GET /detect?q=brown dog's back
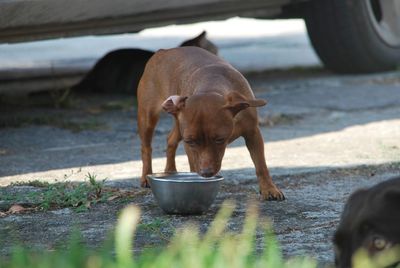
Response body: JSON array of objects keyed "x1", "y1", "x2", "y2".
[{"x1": 139, "y1": 47, "x2": 254, "y2": 101}]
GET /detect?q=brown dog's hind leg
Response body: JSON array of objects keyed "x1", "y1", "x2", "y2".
[
  {"x1": 137, "y1": 107, "x2": 160, "y2": 188},
  {"x1": 164, "y1": 120, "x2": 182, "y2": 173},
  {"x1": 244, "y1": 127, "x2": 285, "y2": 201}
]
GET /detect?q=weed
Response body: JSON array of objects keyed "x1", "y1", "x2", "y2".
[
  {"x1": 10, "y1": 180, "x2": 50, "y2": 188},
  {"x1": 137, "y1": 218, "x2": 170, "y2": 231},
  {"x1": 38, "y1": 173, "x2": 109, "y2": 211},
  {"x1": 49, "y1": 88, "x2": 75, "y2": 108},
  {"x1": 0, "y1": 173, "x2": 112, "y2": 212},
  {"x1": 137, "y1": 218, "x2": 173, "y2": 242}
]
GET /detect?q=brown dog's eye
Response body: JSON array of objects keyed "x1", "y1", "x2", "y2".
[
  {"x1": 184, "y1": 139, "x2": 196, "y2": 146},
  {"x1": 215, "y1": 138, "x2": 225, "y2": 144}
]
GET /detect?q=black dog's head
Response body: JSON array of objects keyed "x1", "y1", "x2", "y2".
[{"x1": 333, "y1": 176, "x2": 400, "y2": 268}]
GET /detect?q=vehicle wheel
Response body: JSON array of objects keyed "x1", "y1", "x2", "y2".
[{"x1": 304, "y1": 0, "x2": 400, "y2": 73}]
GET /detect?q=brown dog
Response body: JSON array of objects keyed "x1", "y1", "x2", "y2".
[
  {"x1": 333, "y1": 176, "x2": 400, "y2": 267},
  {"x1": 137, "y1": 47, "x2": 284, "y2": 201}
]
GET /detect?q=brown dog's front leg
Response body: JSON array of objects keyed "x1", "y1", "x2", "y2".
[
  {"x1": 183, "y1": 143, "x2": 197, "y2": 172},
  {"x1": 165, "y1": 120, "x2": 181, "y2": 173},
  {"x1": 244, "y1": 127, "x2": 285, "y2": 201},
  {"x1": 137, "y1": 107, "x2": 160, "y2": 188}
]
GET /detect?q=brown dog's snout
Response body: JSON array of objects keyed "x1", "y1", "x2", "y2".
[
  {"x1": 199, "y1": 168, "x2": 215, "y2": 178},
  {"x1": 198, "y1": 151, "x2": 220, "y2": 178}
]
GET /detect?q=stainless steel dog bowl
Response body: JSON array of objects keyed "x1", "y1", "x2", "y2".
[{"x1": 147, "y1": 172, "x2": 224, "y2": 215}]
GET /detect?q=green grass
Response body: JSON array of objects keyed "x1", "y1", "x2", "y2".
[
  {"x1": 10, "y1": 180, "x2": 50, "y2": 188},
  {"x1": 137, "y1": 218, "x2": 173, "y2": 243},
  {"x1": 2, "y1": 173, "x2": 112, "y2": 212},
  {"x1": 38, "y1": 173, "x2": 109, "y2": 211}
]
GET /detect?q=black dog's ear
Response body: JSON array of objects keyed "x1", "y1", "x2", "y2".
[
  {"x1": 180, "y1": 31, "x2": 207, "y2": 47},
  {"x1": 179, "y1": 31, "x2": 218, "y2": 55},
  {"x1": 383, "y1": 188, "x2": 400, "y2": 204},
  {"x1": 342, "y1": 189, "x2": 368, "y2": 215}
]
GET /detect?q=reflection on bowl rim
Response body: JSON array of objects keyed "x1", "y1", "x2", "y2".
[{"x1": 147, "y1": 172, "x2": 224, "y2": 183}]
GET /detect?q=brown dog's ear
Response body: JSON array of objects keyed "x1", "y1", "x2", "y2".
[
  {"x1": 162, "y1": 95, "x2": 188, "y2": 115},
  {"x1": 223, "y1": 91, "x2": 267, "y2": 116}
]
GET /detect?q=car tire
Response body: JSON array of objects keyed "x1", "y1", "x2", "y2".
[{"x1": 304, "y1": 0, "x2": 400, "y2": 73}]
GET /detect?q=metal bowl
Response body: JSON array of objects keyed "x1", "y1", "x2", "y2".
[{"x1": 147, "y1": 172, "x2": 224, "y2": 215}]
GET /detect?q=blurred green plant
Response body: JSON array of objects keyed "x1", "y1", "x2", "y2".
[
  {"x1": 0, "y1": 201, "x2": 321, "y2": 268},
  {"x1": 352, "y1": 246, "x2": 400, "y2": 268}
]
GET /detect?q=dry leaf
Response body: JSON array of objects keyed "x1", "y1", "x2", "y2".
[
  {"x1": 8, "y1": 204, "x2": 26, "y2": 214},
  {"x1": 107, "y1": 195, "x2": 119, "y2": 201}
]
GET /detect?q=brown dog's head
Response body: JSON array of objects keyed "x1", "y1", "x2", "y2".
[
  {"x1": 333, "y1": 176, "x2": 400, "y2": 268},
  {"x1": 179, "y1": 31, "x2": 218, "y2": 55},
  {"x1": 162, "y1": 92, "x2": 266, "y2": 177}
]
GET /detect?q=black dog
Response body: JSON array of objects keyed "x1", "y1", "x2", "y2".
[
  {"x1": 72, "y1": 31, "x2": 218, "y2": 94},
  {"x1": 333, "y1": 176, "x2": 400, "y2": 267}
]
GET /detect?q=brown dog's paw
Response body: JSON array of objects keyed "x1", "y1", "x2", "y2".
[
  {"x1": 140, "y1": 178, "x2": 151, "y2": 188},
  {"x1": 260, "y1": 186, "x2": 285, "y2": 201}
]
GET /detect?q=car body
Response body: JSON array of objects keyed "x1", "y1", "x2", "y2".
[
  {"x1": 0, "y1": 0, "x2": 303, "y2": 43},
  {"x1": 0, "y1": 0, "x2": 399, "y2": 74}
]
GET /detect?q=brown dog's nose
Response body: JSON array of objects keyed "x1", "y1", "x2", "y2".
[{"x1": 199, "y1": 168, "x2": 214, "y2": 178}]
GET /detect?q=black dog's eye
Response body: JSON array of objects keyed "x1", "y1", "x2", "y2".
[
  {"x1": 372, "y1": 236, "x2": 390, "y2": 251},
  {"x1": 364, "y1": 234, "x2": 392, "y2": 254}
]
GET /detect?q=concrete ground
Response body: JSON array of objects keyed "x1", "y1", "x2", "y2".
[{"x1": 1, "y1": 66, "x2": 400, "y2": 265}]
